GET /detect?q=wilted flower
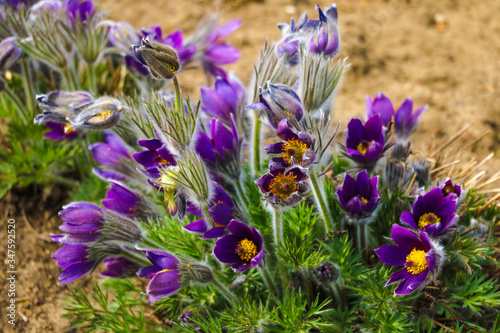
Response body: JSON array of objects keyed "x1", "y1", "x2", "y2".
[
  {"x1": 375, "y1": 224, "x2": 445, "y2": 295},
  {"x1": 255, "y1": 159, "x2": 309, "y2": 206},
  {"x1": 137, "y1": 249, "x2": 182, "y2": 303},
  {"x1": 0, "y1": 37, "x2": 22, "y2": 71},
  {"x1": 43, "y1": 121, "x2": 78, "y2": 140},
  {"x1": 200, "y1": 73, "x2": 246, "y2": 126},
  {"x1": 337, "y1": 170, "x2": 379, "y2": 218},
  {"x1": 64, "y1": 0, "x2": 95, "y2": 27},
  {"x1": 277, "y1": 37, "x2": 300, "y2": 66},
  {"x1": 440, "y1": 179, "x2": 462, "y2": 201},
  {"x1": 184, "y1": 183, "x2": 235, "y2": 239},
  {"x1": 195, "y1": 118, "x2": 241, "y2": 180},
  {"x1": 134, "y1": 37, "x2": 180, "y2": 79},
  {"x1": 101, "y1": 256, "x2": 141, "y2": 278},
  {"x1": 213, "y1": 220, "x2": 264, "y2": 272},
  {"x1": 344, "y1": 115, "x2": 386, "y2": 166},
  {"x1": 265, "y1": 119, "x2": 315, "y2": 167},
  {"x1": 247, "y1": 83, "x2": 304, "y2": 128},
  {"x1": 400, "y1": 187, "x2": 458, "y2": 238}
]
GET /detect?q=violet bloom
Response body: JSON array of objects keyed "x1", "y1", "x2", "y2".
[
  {"x1": 336, "y1": 170, "x2": 379, "y2": 218},
  {"x1": 101, "y1": 182, "x2": 140, "y2": 217},
  {"x1": 30, "y1": 0, "x2": 63, "y2": 14},
  {"x1": 308, "y1": 5, "x2": 340, "y2": 58},
  {"x1": 184, "y1": 183, "x2": 235, "y2": 239},
  {"x1": 200, "y1": 73, "x2": 246, "y2": 126},
  {"x1": 394, "y1": 98, "x2": 428, "y2": 139},
  {"x1": 440, "y1": 179, "x2": 462, "y2": 201},
  {"x1": 0, "y1": 37, "x2": 22, "y2": 71},
  {"x1": 44, "y1": 121, "x2": 78, "y2": 140},
  {"x1": 375, "y1": 224, "x2": 445, "y2": 295},
  {"x1": 255, "y1": 159, "x2": 309, "y2": 206},
  {"x1": 137, "y1": 249, "x2": 181, "y2": 303},
  {"x1": 101, "y1": 256, "x2": 141, "y2": 278},
  {"x1": 55, "y1": 202, "x2": 103, "y2": 244},
  {"x1": 344, "y1": 115, "x2": 385, "y2": 166},
  {"x1": 134, "y1": 134, "x2": 177, "y2": 177},
  {"x1": 247, "y1": 83, "x2": 304, "y2": 128},
  {"x1": 64, "y1": 0, "x2": 95, "y2": 27},
  {"x1": 195, "y1": 118, "x2": 241, "y2": 179},
  {"x1": 51, "y1": 243, "x2": 96, "y2": 283},
  {"x1": 400, "y1": 187, "x2": 458, "y2": 238},
  {"x1": 2, "y1": 0, "x2": 28, "y2": 10},
  {"x1": 213, "y1": 220, "x2": 264, "y2": 272},
  {"x1": 366, "y1": 93, "x2": 395, "y2": 127},
  {"x1": 201, "y1": 19, "x2": 241, "y2": 77},
  {"x1": 265, "y1": 119, "x2": 314, "y2": 167},
  {"x1": 277, "y1": 37, "x2": 300, "y2": 66},
  {"x1": 90, "y1": 131, "x2": 131, "y2": 168}
]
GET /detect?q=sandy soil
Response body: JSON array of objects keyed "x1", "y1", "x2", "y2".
[{"x1": 2, "y1": 0, "x2": 500, "y2": 331}]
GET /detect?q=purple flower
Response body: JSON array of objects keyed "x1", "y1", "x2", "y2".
[
  {"x1": 184, "y1": 183, "x2": 235, "y2": 239},
  {"x1": 440, "y1": 179, "x2": 462, "y2": 201},
  {"x1": 200, "y1": 73, "x2": 246, "y2": 125},
  {"x1": 344, "y1": 115, "x2": 385, "y2": 166},
  {"x1": 51, "y1": 243, "x2": 96, "y2": 283},
  {"x1": 247, "y1": 84, "x2": 304, "y2": 128},
  {"x1": 375, "y1": 224, "x2": 445, "y2": 295},
  {"x1": 64, "y1": 0, "x2": 95, "y2": 27},
  {"x1": 133, "y1": 134, "x2": 177, "y2": 177},
  {"x1": 400, "y1": 187, "x2": 458, "y2": 238},
  {"x1": 55, "y1": 202, "x2": 103, "y2": 244},
  {"x1": 336, "y1": 170, "x2": 379, "y2": 218},
  {"x1": 89, "y1": 131, "x2": 131, "y2": 168},
  {"x1": 108, "y1": 21, "x2": 141, "y2": 55},
  {"x1": 308, "y1": 5, "x2": 340, "y2": 58},
  {"x1": 101, "y1": 256, "x2": 141, "y2": 278},
  {"x1": 101, "y1": 182, "x2": 140, "y2": 217},
  {"x1": 366, "y1": 93, "x2": 395, "y2": 127},
  {"x1": 0, "y1": 37, "x2": 22, "y2": 71},
  {"x1": 137, "y1": 249, "x2": 181, "y2": 303},
  {"x1": 265, "y1": 119, "x2": 314, "y2": 167},
  {"x1": 2, "y1": 0, "x2": 28, "y2": 10},
  {"x1": 277, "y1": 37, "x2": 299, "y2": 66},
  {"x1": 43, "y1": 121, "x2": 78, "y2": 140},
  {"x1": 195, "y1": 118, "x2": 241, "y2": 179},
  {"x1": 201, "y1": 19, "x2": 241, "y2": 76},
  {"x1": 394, "y1": 98, "x2": 427, "y2": 139},
  {"x1": 213, "y1": 220, "x2": 264, "y2": 272},
  {"x1": 255, "y1": 159, "x2": 309, "y2": 206},
  {"x1": 30, "y1": 0, "x2": 63, "y2": 14}
]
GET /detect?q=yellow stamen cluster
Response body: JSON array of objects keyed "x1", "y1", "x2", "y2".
[
  {"x1": 235, "y1": 238, "x2": 258, "y2": 261},
  {"x1": 281, "y1": 138, "x2": 307, "y2": 164},
  {"x1": 418, "y1": 212, "x2": 441, "y2": 230},
  {"x1": 154, "y1": 156, "x2": 171, "y2": 165},
  {"x1": 88, "y1": 110, "x2": 114, "y2": 124},
  {"x1": 356, "y1": 141, "x2": 371, "y2": 156},
  {"x1": 269, "y1": 173, "x2": 298, "y2": 200},
  {"x1": 405, "y1": 248, "x2": 428, "y2": 275},
  {"x1": 361, "y1": 197, "x2": 369, "y2": 204},
  {"x1": 64, "y1": 122, "x2": 75, "y2": 134}
]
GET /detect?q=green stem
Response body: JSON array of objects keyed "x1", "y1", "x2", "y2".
[
  {"x1": 252, "y1": 113, "x2": 262, "y2": 176},
  {"x1": 258, "y1": 266, "x2": 278, "y2": 297},
  {"x1": 2, "y1": 85, "x2": 29, "y2": 124},
  {"x1": 309, "y1": 171, "x2": 335, "y2": 233},
  {"x1": 235, "y1": 177, "x2": 250, "y2": 207},
  {"x1": 141, "y1": 237, "x2": 166, "y2": 250},
  {"x1": 201, "y1": 204, "x2": 214, "y2": 229},
  {"x1": 329, "y1": 281, "x2": 345, "y2": 309},
  {"x1": 62, "y1": 68, "x2": 75, "y2": 90},
  {"x1": 21, "y1": 58, "x2": 34, "y2": 116},
  {"x1": 121, "y1": 249, "x2": 151, "y2": 267},
  {"x1": 86, "y1": 62, "x2": 97, "y2": 94},
  {"x1": 211, "y1": 278, "x2": 240, "y2": 305},
  {"x1": 272, "y1": 208, "x2": 289, "y2": 291}
]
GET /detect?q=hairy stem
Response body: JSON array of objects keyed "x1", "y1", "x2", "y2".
[
  {"x1": 211, "y1": 278, "x2": 240, "y2": 305},
  {"x1": 121, "y1": 249, "x2": 150, "y2": 267},
  {"x1": 21, "y1": 58, "x2": 34, "y2": 116},
  {"x1": 272, "y1": 208, "x2": 289, "y2": 291},
  {"x1": 251, "y1": 113, "x2": 262, "y2": 176},
  {"x1": 309, "y1": 171, "x2": 335, "y2": 233},
  {"x1": 201, "y1": 203, "x2": 214, "y2": 230},
  {"x1": 86, "y1": 62, "x2": 98, "y2": 94},
  {"x1": 258, "y1": 266, "x2": 278, "y2": 297}
]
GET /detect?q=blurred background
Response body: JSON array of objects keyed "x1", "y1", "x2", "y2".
[{"x1": 2, "y1": 0, "x2": 500, "y2": 331}]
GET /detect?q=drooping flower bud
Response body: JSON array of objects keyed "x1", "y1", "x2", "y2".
[
  {"x1": 133, "y1": 37, "x2": 180, "y2": 80},
  {"x1": 179, "y1": 262, "x2": 214, "y2": 284},
  {"x1": 0, "y1": 37, "x2": 22, "y2": 71}
]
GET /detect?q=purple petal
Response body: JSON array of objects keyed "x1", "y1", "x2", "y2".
[
  {"x1": 364, "y1": 115, "x2": 384, "y2": 143},
  {"x1": 346, "y1": 118, "x2": 364, "y2": 149},
  {"x1": 268, "y1": 84, "x2": 303, "y2": 121},
  {"x1": 137, "y1": 265, "x2": 163, "y2": 279},
  {"x1": 375, "y1": 245, "x2": 410, "y2": 266},
  {"x1": 210, "y1": 204, "x2": 233, "y2": 227},
  {"x1": 276, "y1": 119, "x2": 298, "y2": 142},
  {"x1": 201, "y1": 227, "x2": 226, "y2": 239},
  {"x1": 58, "y1": 261, "x2": 94, "y2": 283},
  {"x1": 386, "y1": 267, "x2": 412, "y2": 285},
  {"x1": 400, "y1": 211, "x2": 418, "y2": 231},
  {"x1": 104, "y1": 131, "x2": 130, "y2": 158},
  {"x1": 145, "y1": 251, "x2": 179, "y2": 269},
  {"x1": 138, "y1": 138, "x2": 162, "y2": 151},
  {"x1": 203, "y1": 44, "x2": 241, "y2": 65},
  {"x1": 147, "y1": 270, "x2": 181, "y2": 296},
  {"x1": 227, "y1": 220, "x2": 252, "y2": 239},
  {"x1": 184, "y1": 220, "x2": 207, "y2": 234},
  {"x1": 265, "y1": 142, "x2": 285, "y2": 154},
  {"x1": 214, "y1": 235, "x2": 241, "y2": 263},
  {"x1": 371, "y1": 93, "x2": 394, "y2": 126},
  {"x1": 200, "y1": 87, "x2": 232, "y2": 123},
  {"x1": 391, "y1": 224, "x2": 424, "y2": 251},
  {"x1": 255, "y1": 174, "x2": 274, "y2": 193},
  {"x1": 394, "y1": 271, "x2": 427, "y2": 295}
]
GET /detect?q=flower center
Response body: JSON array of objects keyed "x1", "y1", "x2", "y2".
[
  {"x1": 442, "y1": 184, "x2": 457, "y2": 197},
  {"x1": 418, "y1": 212, "x2": 441, "y2": 229},
  {"x1": 64, "y1": 122, "x2": 75, "y2": 134},
  {"x1": 235, "y1": 238, "x2": 258, "y2": 261},
  {"x1": 281, "y1": 138, "x2": 307, "y2": 164},
  {"x1": 360, "y1": 196, "x2": 369, "y2": 204},
  {"x1": 356, "y1": 141, "x2": 371, "y2": 156},
  {"x1": 154, "y1": 155, "x2": 170, "y2": 165},
  {"x1": 159, "y1": 268, "x2": 175, "y2": 273},
  {"x1": 269, "y1": 173, "x2": 298, "y2": 200},
  {"x1": 405, "y1": 248, "x2": 428, "y2": 275}
]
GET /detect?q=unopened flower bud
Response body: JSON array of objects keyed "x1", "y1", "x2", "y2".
[
  {"x1": 180, "y1": 262, "x2": 213, "y2": 284},
  {"x1": 134, "y1": 37, "x2": 180, "y2": 80},
  {"x1": 313, "y1": 261, "x2": 339, "y2": 284},
  {"x1": 391, "y1": 142, "x2": 412, "y2": 162},
  {"x1": 411, "y1": 159, "x2": 431, "y2": 187},
  {"x1": 229, "y1": 275, "x2": 246, "y2": 290}
]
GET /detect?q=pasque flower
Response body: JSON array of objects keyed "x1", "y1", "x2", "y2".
[
  {"x1": 440, "y1": 179, "x2": 462, "y2": 201},
  {"x1": 213, "y1": 220, "x2": 264, "y2": 272},
  {"x1": 265, "y1": 119, "x2": 315, "y2": 167},
  {"x1": 64, "y1": 0, "x2": 95, "y2": 27},
  {"x1": 400, "y1": 187, "x2": 458, "y2": 238},
  {"x1": 101, "y1": 182, "x2": 142, "y2": 217},
  {"x1": 141, "y1": 26, "x2": 197, "y2": 65},
  {"x1": 255, "y1": 159, "x2": 309, "y2": 206},
  {"x1": 375, "y1": 224, "x2": 445, "y2": 295},
  {"x1": 0, "y1": 37, "x2": 22, "y2": 71},
  {"x1": 90, "y1": 131, "x2": 131, "y2": 168},
  {"x1": 55, "y1": 202, "x2": 103, "y2": 244},
  {"x1": 366, "y1": 93, "x2": 395, "y2": 126},
  {"x1": 134, "y1": 37, "x2": 180, "y2": 80},
  {"x1": 51, "y1": 243, "x2": 97, "y2": 283},
  {"x1": 137, "y1": 249, "x2": 182, "y2": 303},
  {"x1": 344, "y1": 115, "x2": 385, "y2": 166},
  {"x1": 184, "y1": 183, "x2": 235, "y2": 239},
  {"x1": 43, "y1": 121, "x2": 78, "y2": 140},
  {"x1": 277, "y1": 37, "x2": 300, "y2": 66},
  {"x1": 101, "y1": 256, "x2": 141, "y2": 278},
  {"x1": 337, "y1": 170, "x2": 379, "y2": 218},
  {"x1": 308, "y1": 5, "x2": 340, "y2": 58},
  {"x1": 247, "y1": 83, "x2": 304, "y2": 128}
]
